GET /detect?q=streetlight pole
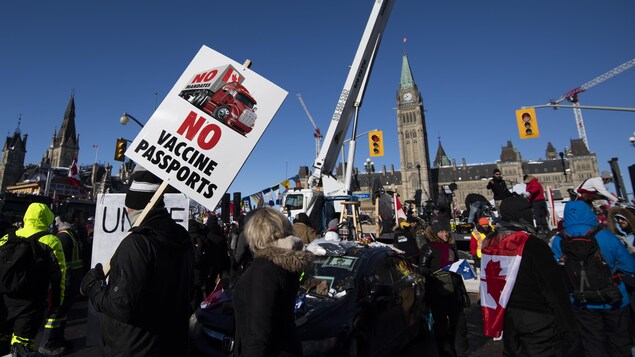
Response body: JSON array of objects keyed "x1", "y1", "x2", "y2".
[
  {"x1": 364, "y1": 158, "x2": 375, "y2": 193},
  {"x1": 559, "y1": 151, "x2": 568, "y2": 181},
  {"x1": 629, "y1": 131, "x2": 635, "y2": 147},
  {"x1": 119, "y1": 112, "x2": 145, "y2": 128}
]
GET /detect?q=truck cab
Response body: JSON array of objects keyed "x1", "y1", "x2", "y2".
[{"x1": 204, "y1": 82, "x2": 257, "y2": 135}]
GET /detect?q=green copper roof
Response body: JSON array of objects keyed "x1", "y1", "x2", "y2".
[{"x1": 400, "y1": 53, "x2": 415, "y2": 90}]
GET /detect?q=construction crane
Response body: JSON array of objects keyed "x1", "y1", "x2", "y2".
[
  {"x1": 550, "y1": 58, "x2": 635, "y2": 148},
  {"x1": 296, "y1": 93, "x2": 323, "y2": 159}
]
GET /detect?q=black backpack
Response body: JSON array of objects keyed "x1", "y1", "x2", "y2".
[
  {"x1": 559, "y1": 226, "x2": 622, "y2": 305},
  {"x1": 0, "y1": 230, "x2": 50, "y2": 294}
]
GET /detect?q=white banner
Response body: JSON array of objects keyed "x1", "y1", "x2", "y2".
[
  {"x1": 91, "y1": 193, "x2": 189, "y2": 268},
  {"x1": 126, "y1": 45, "x2": 288, "y2": 211}
]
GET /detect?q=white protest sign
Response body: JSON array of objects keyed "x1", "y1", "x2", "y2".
[
  {"x1": 125, "y1": 45, "x2": 288, "y2": 211},
  {"x1": 91, "y1": 193, "x2": 189, "y2": 268}
]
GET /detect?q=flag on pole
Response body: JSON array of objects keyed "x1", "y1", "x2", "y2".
[
  {"x1": 403, "y1": 36, "x2": 407, "y2": 45},
  {"x1": 394, "y1": 193, "x2": 407, "y2": 222},
  {"x1": 68, "y1": 154, "x2": 81, "y2": 186},
  {"x1": 441, "y1": 259, "x2": 476, "y2": 280},
  {"x1": 480, "y1": 232, "x2": 530, "y2": 338}
]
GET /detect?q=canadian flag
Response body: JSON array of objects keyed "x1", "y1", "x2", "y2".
[
  {"x1": 68, "y1": 154, "x2": 81, "y2": 187},
  {"x1": 394, "y1": 193, "x2": 407, "y2": 222},
  {"x1": 480, "y1": 232, "x2": 529, "y2": 338}
]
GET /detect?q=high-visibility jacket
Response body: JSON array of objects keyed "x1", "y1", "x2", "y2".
[{"x1": 470, "y1": 229, "x2": 485, "y2": 258}]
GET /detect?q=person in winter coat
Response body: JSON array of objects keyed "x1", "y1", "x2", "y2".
[
  {"x1": 393, "y1": 220, "x2": 420, "y2": 265},
  {"x1": 419, "y1": 218, "x2": 469, "y2": 357},
  {"x1": 575, "y1": 171, "x2": 620, "y2": 204},
  {"x1": 481, "y1": 197, "x2": 580, "y2": 356},
  {"x1": 551, "y1": 200, "x2": 635, "y2": 356},
  {"x1": 0, "y1": 203, "x2": 66, "y2": 357},
  {"x1": 464, "y1": 193, "x2": 492, "y2": 225},
  {"x1": 233, "y1": 207, "x2": 313, "y2": 357},
  {"x1": 231, "y1": 214, "x2": 252, "y2": 288},
  {"x1": 524, "y1": 175, "x2": 550, "y2": 233},
  {"x1": 205, "y1": 216, "x2": 230, "y2": 289},
  {"x1": 486, "y1": 168, "x2": 512, "y2": 211},
  {"x1": 80, "y1": 168, "x2": 194, "y2": 357},
  {"x1": 39, "y1": 209, "x2": 85, "y2": 356},
  {"x1": 189, "y1": 218, "x2": 212, "y2": 309},
  {"x1": 608, "y1": 207, "x2": 635, "y2": 252},
  {"x1": 292, "y1": 212, "x2": 317, "y2": 245},
  {"x1": 470, "y1": 217, "x2": 494, "y2": 270}
]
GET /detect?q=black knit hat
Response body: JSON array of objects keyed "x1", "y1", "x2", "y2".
[
  {"x1": 125, "y1": 167, "x2": 164, "y2": 210},
  {"x1": 431, "y1": 218, "x2": 451, "y2": 234},
  {"x1": 499, "y1": 196, "x2": 533, "y2": 225}
]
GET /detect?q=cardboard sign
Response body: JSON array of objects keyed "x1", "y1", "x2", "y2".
[
  {"x1": 126, "y1": 46, "x2": 288, "y2": 211},
  {"x1": 91, "y1": 193, "x2": 189, "y2": 268}
]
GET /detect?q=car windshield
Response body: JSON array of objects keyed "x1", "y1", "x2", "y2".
[{"x1": 304, "y1": 255, "x2": 360, "y2": 295}]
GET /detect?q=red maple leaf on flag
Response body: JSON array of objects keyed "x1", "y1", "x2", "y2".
[
  {"x1": 68, "y1": 154, "x2": 82, "y2": 187},
  {"x1": 483, "y1": 259, "x2": 504, "y2": 306}
]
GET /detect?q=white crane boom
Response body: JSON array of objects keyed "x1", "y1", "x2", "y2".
[
  {"x1": 296, "y1": 93, "x2": 323, "y2": 159},
  {"x1": 550, "y1": 58, "x2": 635, "y2": 148},
  {"x1": 309, "y1": 0, "x2": 394, "y2": 188}
]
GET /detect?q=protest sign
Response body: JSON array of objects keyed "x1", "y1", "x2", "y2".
[
  {"x1": 125, "y1": 45, "x2": 288, "y2": 211},
  {"x1": 91, "y1": 193, "x2": 189, "y2": 268}
]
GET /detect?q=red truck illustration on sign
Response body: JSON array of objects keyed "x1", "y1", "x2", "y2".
[{"x1": 179, "y1": 64, "x2": 257, "y2": 136}]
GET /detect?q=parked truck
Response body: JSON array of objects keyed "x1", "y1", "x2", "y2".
[{"x1": 179, "y1": 64, "x2": 257, "y2": 136}]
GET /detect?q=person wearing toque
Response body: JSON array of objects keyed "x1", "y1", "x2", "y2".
[{"x1": 80, "y1": 166, "x2": 194, "y2": 356}]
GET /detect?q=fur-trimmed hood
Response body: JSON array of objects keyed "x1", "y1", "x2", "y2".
[
  {"x1": 254, "y1": 242, "x2": 313, "y2": 274},
  {"x1": 608, "y1": 207, "x2": 635, "y2": 235}
]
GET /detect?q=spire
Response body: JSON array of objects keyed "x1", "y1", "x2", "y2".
[
  {"x1": 545, "y1": 142, "x2": 557, "y2": 160},
  {"x1": 400, "y1": 53, "x2": 415, "y2": 90},
  {"x1": 59, "y1": 95, "x2": 77, "y2": 145},
  {"x1": 433, "y1": 138, "x2": 451, "y2": 167},
  {"x1": 14, "y1": 114, "x2": 21, "y2": 135}
]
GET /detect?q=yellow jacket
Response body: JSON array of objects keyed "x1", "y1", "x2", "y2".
[{"x1": 0, "y1": 203, "x2": 66, "y2": 304}]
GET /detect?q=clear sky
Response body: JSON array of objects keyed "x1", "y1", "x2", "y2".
[{"x1": 1, "y1": 0, "x2": 634, "y2": 200}]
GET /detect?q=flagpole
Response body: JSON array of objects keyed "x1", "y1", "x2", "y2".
[{"x1": 93, "y1": 144, "x2": 99, "y2": 164}]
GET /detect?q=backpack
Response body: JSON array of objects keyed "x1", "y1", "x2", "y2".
[
  {"x1": 0, "y1": 230, "x2": 50, "y2": 294},
  {"x1": 559, "y1": 226, "x2": 622, "y2": 305}
]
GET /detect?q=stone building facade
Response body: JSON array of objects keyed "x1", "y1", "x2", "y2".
[{"x1": 298, "y1": 52, "x2": 600, "y2": 213}]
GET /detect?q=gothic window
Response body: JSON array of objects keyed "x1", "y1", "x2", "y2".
[
  {"x1": 407, "y1": 163, "x2": 412, "y2": 169},
  {"x1": 405, "y1": 132, "x2": 410, "y2": 139}
]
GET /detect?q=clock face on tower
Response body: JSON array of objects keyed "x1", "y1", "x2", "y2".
[{"x1": 403, "y1": 92, "x2": 413, "y2": 102}]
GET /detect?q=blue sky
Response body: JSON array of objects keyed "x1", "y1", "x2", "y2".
[{"x1": 1, "y1": 0, "x2": 634, "y2": 199}]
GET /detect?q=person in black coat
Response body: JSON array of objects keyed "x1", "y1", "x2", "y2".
[
  {"x1": 482, "y1": 196, "x2": 580, "y2": 356},
  {"x1": 233, "y1": 207, "x2": 313, "y2": 357},
  {"x1": 419, "y1": 218, "x2": 469, "y2": 357},
  {"x1": 486, "y1": 169, "x2": 512, "y2": 212},
  {"x1": 205, "y1": 215, "x2": 230, "y2": 290},
  {"x1": 81, "y1": 169, "x2": 194, "y2": 357}
]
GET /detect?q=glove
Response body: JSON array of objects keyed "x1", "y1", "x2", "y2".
[{"x1": 80, "y1": 263, "x2": 106, "y2": 298}]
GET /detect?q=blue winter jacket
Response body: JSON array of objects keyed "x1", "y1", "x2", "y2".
[{"x1": 551, "y1": 201, "x2": 635, "y2": 309}]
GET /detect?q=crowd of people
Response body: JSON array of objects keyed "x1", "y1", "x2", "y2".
[{"x1": 1, "y1": 164, "x2": 634, "y2": 357}]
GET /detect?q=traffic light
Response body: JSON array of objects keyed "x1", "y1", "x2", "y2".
[
  {"x1": 114, "y1": 138, "x2": 127, "y2": 162},
  {"x1": 515, "y1": 107, "x2": 540, "y2": 139},
  {"x1": 368, "y1": 130, "x2": 384, "y2": 157}
]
